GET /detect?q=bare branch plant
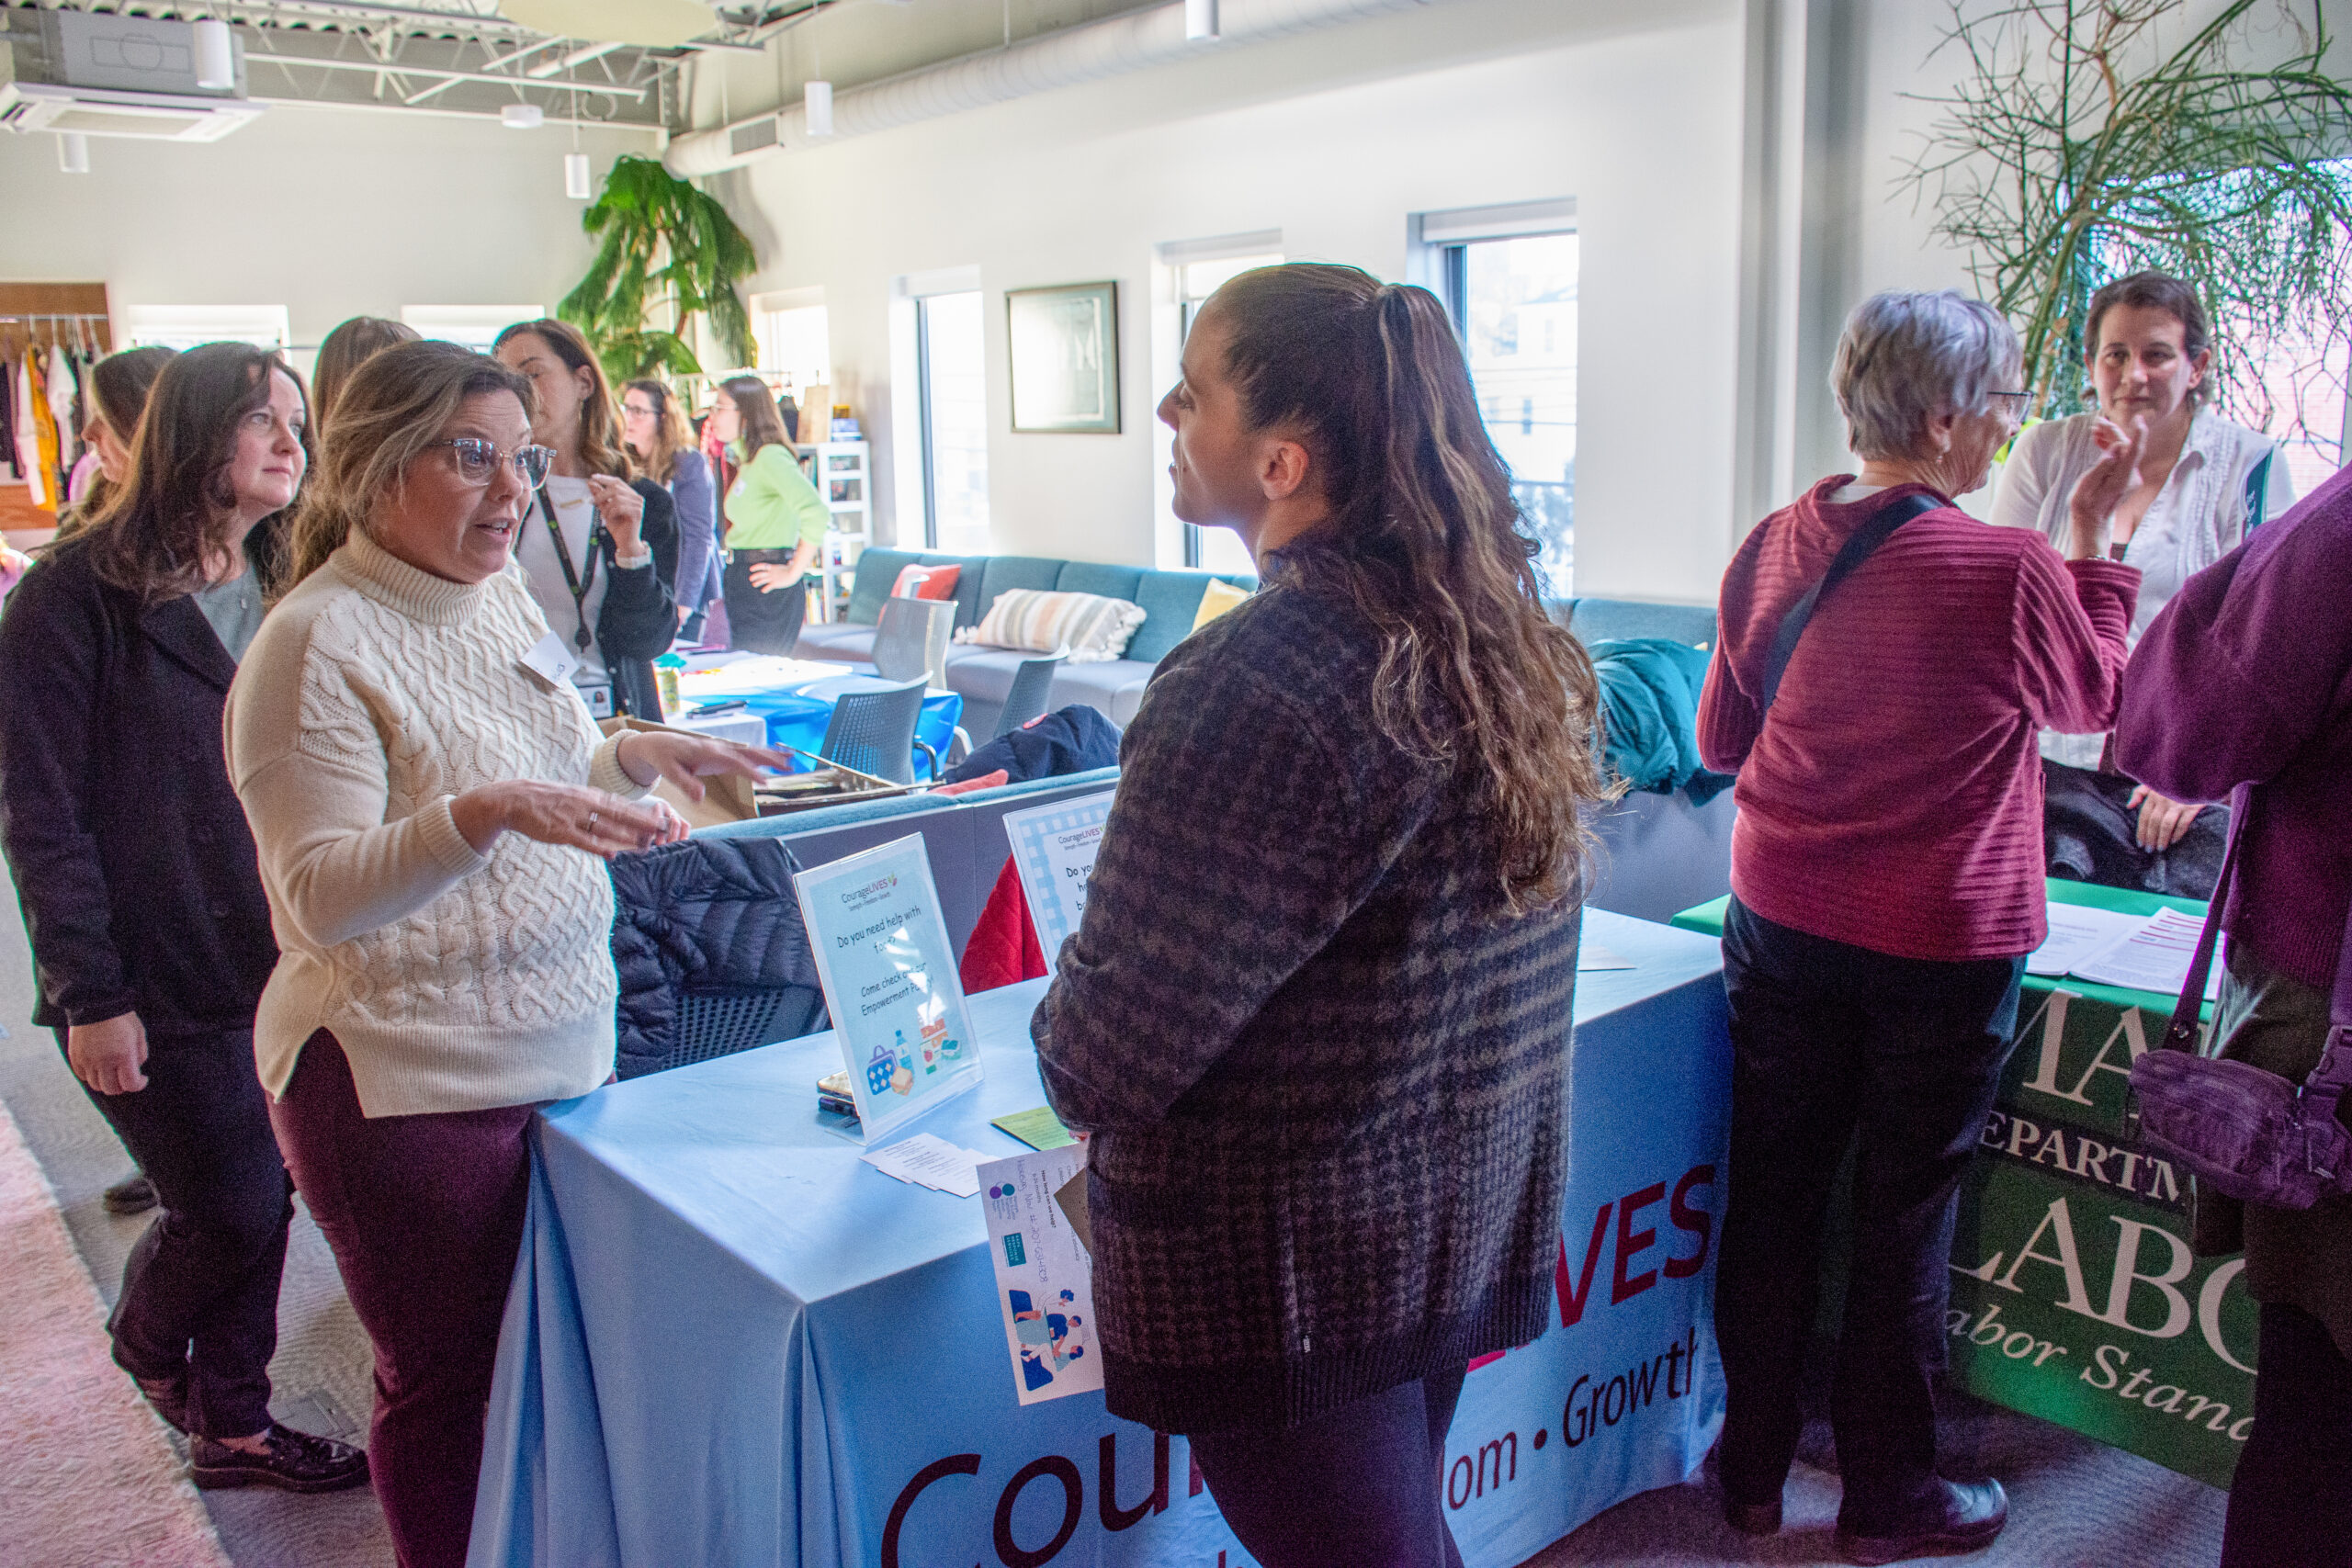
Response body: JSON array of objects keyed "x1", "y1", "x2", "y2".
[{"x1": 1905, "y1": 0, "x2": 2352, "y2": 447}]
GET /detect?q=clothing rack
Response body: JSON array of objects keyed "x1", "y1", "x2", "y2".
[{"x1": 0, "y1": 312, "x2": 112, "y2": 357}]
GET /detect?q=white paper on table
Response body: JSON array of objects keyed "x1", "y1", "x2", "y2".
[
  {"x1": 2069, "y1": 906, "x2": 2224, "y2": 1001},
  {"x1": 1577, "y1": 943, "x2": 1635, "y2": 972},
  {"x1": 861, "y1": 1133, "x2": 991, "y2": 1198},
  {"x1": 978, "y1": 1143, "x2": 1103, "y2": 1405},
  {"x1": 2024, "y1": 904, "x2": 2146, "y2": 977}
]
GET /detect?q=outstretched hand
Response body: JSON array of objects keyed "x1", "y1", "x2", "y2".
[
  {"x1": 616, "y1": 729, "x2": 792, "y2": 802},
  {"x1": 452, "y1": 781, "x2": 686, "y2": 859},
  {"x1": 2064, "y1": 413, "x2": 2147, "y2": 559}
]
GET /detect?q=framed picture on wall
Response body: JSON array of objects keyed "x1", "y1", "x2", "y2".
[{"x1": 1007, "y1": 281, "x2": 1120, "y2": 434}]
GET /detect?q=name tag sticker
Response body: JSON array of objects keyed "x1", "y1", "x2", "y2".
[{"x1": 519, "y1": 630, "x2": 581, "y2": 690}]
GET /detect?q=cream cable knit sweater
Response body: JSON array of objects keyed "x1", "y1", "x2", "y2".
[{"x1": 226, "y1": 529, "x2": 649, "y2": 1117}]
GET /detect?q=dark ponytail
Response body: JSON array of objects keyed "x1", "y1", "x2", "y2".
[{"x1": 1210, "y1": 263, "x2": 1605, "y2": 914}]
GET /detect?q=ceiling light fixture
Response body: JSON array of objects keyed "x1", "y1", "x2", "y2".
[
  {"x1": 57, "y1": 131, "x2": 90, "y2": 174},
  {"x1": 1184, "y1": 0, "x2": 1219, "y2": 42},
  {"x1": 566, "y1": 152, "x2": 593, "y2": 198},
  {"x1": 193, "y1": 16, "x2": 237, "y2": 88},
  {"x1": 503, "y1": 102, "x2": 546, "y2": 129},
  {"x1": 804, "y1": 80, "x2": 833, "y2": 137}
]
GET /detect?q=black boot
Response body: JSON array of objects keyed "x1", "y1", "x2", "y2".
[{"x1": 188, "y1": 1424, "x2": 369, "y2": 1494}]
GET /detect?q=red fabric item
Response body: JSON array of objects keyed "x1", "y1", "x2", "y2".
[
  {"x1": 960, "y1": 856, "x2": 1046, "y2": 994},
  {"x1": 889, "y1": 563, "x2": 961, "y2": 602},
  {"x1": 1697, "y1": 478, "x2": 2140, "y2": 962},
  {"x1": 932, "y1": 769, "x2": 1008, "y2": 797}
]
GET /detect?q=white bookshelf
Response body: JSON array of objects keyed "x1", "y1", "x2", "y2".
[{"x1": 797, "y1": 440, "x2": 871, "y2": 624}]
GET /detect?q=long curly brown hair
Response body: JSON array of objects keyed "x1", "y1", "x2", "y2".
[
  {"x1": 1209, "y1": 263, "x2": 1605, "y2": 914},
  {"x1": 77, "y1": 343, "x2": 310, "y2": 604}
]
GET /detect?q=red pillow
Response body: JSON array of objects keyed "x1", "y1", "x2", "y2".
[{"x1": 890, "y1": 563, "x2": 961, "y2": 602}]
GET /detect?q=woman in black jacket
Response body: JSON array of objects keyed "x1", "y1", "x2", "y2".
[
  {"x1": 493, "y1": 320, "x2": 678, "y2": 719},
  {"x1": 0, "y1": 342, "x2": 366, "y2": 1492}
]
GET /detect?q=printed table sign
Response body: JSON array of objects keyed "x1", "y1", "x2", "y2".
[
  {"x1": 978, "y1": 1142, "x2": 1102, "y2": 1405},
  {"x1": 793, "y1": 834, "x2": 983, "y2": 1143},
  {"x1": 1001, "y1": 788, "x2": 1115, "y2": 962}
]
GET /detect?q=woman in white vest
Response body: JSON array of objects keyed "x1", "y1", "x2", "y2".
[{"x1": 1994, "y1": 269, "x2": 2293, "y2": 887}]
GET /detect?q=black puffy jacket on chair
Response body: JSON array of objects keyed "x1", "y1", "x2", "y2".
[{"x1": 608, "y1": 836, "x2": 829, "y2": 1080}]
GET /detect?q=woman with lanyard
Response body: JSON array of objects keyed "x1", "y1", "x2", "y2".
[
  {"x1": 492, "y1": 320, "x2": 678, "y2": 718},
  {"x1": 1993, "y1": 270, "x2": 2294, "y2": 893},
  {"x1": 711, "y1": 375, "x2": 829, "y2": 656}
]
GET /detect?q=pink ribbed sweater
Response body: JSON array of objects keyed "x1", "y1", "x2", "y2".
[{"x1": 1697, "y1": 479, "x2": 2140, "y2": 961}]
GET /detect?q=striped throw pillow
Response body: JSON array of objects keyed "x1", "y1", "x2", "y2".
[{"x1": 955, "y1": 589, "x2": 1147, "y2": 663}]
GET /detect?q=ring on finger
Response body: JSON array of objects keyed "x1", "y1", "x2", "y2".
[{"x1": 586, "y1": 810, "x2": 600, "y2": 832}]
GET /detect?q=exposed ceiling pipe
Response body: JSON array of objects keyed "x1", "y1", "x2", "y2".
[{"x1": 664, "y1": 0, "x2": 1447, "y2": 176}]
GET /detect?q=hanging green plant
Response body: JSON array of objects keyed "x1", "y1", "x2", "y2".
[
  {"x1": 560, "y1": 153, "x2": 759, "y2": 381},
  {"x1": 1905, "y1": 0, "x2": 2352, "y2": 443}
]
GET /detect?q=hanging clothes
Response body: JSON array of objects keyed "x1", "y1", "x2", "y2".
[
  {"x1": 0, "y1": 348, "x2": 18, "y2": 481},
  {"x1": 25, "y1": 347, "x2": 60, "y2": 511},
  {"x1": 12, "y1": 354, "x2": 37, "y2": 494}
]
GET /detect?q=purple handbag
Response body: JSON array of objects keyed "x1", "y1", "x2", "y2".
[{"x1": 2128, "y1": 791, "x2": 2352, "y2": 1209}]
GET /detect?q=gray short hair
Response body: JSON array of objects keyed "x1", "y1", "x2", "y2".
[{"x1": 1831, "y1": 290, "x2": 2022, "y2": 461}]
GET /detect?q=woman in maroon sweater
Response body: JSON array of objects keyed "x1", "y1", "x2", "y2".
[
  {"x1": 2114, "y1": 462, "x2": 2352, "y2": 1568},
  {"x1": 1696, "y1": 290, "x2": 2140, "y2": 1563}
]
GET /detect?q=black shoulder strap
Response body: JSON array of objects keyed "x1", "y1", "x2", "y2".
[{"x1": 1757, "y1": 491, "x2": 1943, "y2": 715}]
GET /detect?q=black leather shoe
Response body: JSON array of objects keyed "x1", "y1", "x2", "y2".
[
  {"x1": 1724, "y1": 1495, "x2": 1784, "y2": 1536},
  {"x1": 103, "y1": 1175, "x2": 158, "y2": 1215},
  {"x1": 130, "y1": 1371, "x2": 189, "y2": 1434},
  {"x1": 189, "y1": 1424, "x2": 370, "y2": 1494},
  {"x1": 1837, "y1": 1478, "x2": 2007, "y2": 1565}
]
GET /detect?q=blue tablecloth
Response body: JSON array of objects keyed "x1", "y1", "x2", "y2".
[
  {"x1": 469, "y1": 910, "x2": 1733, "y2": 1568},
  {"x1": 681, "y1": 658, "x2": 962, "y2": 776}
]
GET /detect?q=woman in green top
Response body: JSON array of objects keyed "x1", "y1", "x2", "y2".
[{"x1": 713, "y1": 376, "x2": 829, "y2": 655}]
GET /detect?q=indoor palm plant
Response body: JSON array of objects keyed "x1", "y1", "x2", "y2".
[{"x1": 560, "y1": 153, "x2": 760, "y2": 380}]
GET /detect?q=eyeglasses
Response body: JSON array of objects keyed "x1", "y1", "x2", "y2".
[
  {"x1": 431, "y1": 438, "x2": 556, "y2": 487},
  {"x1": 1987, "y1": 389, "x2": 2031, "y2": 417}
]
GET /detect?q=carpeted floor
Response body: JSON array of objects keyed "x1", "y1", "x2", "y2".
[
  {"x1": 0, "y1": 895, "x2": 395, "y2": 1568},
  {"x1": 0, "y1": 877, "x2": 2229, "y2": 1567},
  {"x1": 0, "y1": 1094, "x2": 232, "y2": 1568}
]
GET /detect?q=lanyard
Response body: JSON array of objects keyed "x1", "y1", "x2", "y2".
[{"x1": 535, "y1": 484, "x2": 601, "y2": 653}]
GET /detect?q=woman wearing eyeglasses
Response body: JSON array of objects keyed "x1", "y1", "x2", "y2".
[
  {"x1": 1993, "y1": 272, "x2": 2295, "y2": 894},
  {"x1": 228, "y1": 340, "x2": 781, "y2": 1568},
  {"x1": 492, "y1": 319, "x2": 678, "y2": 719},
  {"x1": 620, "y1": 378, "x2": 720, "y2": 641}
]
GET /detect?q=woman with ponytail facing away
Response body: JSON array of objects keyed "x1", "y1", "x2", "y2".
[{"x1": 1033, "y1": 265, "x2": 1606, "y2": 1567}]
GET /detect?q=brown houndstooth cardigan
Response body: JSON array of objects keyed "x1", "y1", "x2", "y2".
[{"x1": 1033, "y1": 554, "x2": 1583, "y2": 1433}]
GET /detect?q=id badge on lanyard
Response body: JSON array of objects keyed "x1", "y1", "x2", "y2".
[{"x1": 537, "y1": 485, "x2": 601, "y2": 656}]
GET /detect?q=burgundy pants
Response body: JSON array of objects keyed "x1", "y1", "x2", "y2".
[{"x1": 268, "y1": 1030, "x2": 535, "y2": 1568}]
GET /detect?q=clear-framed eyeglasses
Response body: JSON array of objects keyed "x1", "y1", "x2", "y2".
[
  {"x1": 431, "y1": 438, "x2": 557, "y2": 487},
  {"x1": 1986, "y1": 389, "x2": 2031, "y2": 422}
]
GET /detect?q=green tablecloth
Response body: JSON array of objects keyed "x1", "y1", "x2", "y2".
[{"x1": 1668, "y1": 878, "x2": 2253, "y2": 1486}]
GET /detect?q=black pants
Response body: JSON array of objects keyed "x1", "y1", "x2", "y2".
[
  {"x1": 61, "y1": 1026, "x2": 292, "y2": 1438},
  {"x1": 722, "y1": 550, "x2": 808, "y2": 656},
  {"x1": 1189, "y1": 1367, "x2": 1467, "y2": 1568},
  {"x1": 2222, "y1": 1303, "x2": 2352, "y2": 1567},
  {"x1": 1712, "y1": 897, "x2": 2024, "y2": 1531}
]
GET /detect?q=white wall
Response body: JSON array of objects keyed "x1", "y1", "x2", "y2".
[
  {"x1": 0, "y1": 107, "x2": 656, "y2": 369},
  {"x1": 711, "y1": 0, "x2": 1747, "y2": 603}
]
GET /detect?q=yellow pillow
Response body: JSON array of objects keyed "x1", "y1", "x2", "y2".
[{"x1": 1192, "y1": 579, "x2": 1253, "y2": 631}]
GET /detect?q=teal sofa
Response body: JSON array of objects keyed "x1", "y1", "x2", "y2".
[{"x1": 794, "y1": 548, "x2": 1258, "y2": 734}]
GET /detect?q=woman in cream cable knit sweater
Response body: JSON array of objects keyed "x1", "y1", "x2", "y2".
[{"x1": 225, "y1": 341, "x2": 779, "y2": 1568}]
